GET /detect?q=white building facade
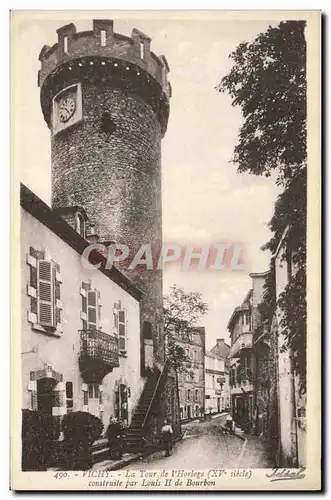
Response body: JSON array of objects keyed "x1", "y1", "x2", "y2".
[
  {"x1": 205, "y1": 351, "x2": 230, "y2": 414},
  {"x1": 21, "y1": 185, "x2": 145, "y2": 433}
]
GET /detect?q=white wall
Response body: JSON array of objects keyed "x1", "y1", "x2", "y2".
[
  {"x1": 21, "y1": 208, "x2": 144, "y2": 430},
  {"x1": 204, "y1": 354, "x2": 230, "y2": 413}
]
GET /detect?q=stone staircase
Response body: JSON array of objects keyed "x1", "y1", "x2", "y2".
[
  {"x1": 90, "y1": 361, "x2": 169, "y2": 463},
  {"x1": 125, "y1": 361, "x2": 169, "y2": 450}
]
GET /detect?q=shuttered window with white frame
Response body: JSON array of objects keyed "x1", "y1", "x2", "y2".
[
  {"x1": 113, "y1": 301, "x2": 120, "y2": 334},
  {"x1": 118, "y1": 309, "x2": 126, "y2": 353},
  {"x1": 87, "y1": 290, "x2": 98, "y2": 329},
  {"x1": 37, "y1": 260, "x2": 55, "y2": 328}
]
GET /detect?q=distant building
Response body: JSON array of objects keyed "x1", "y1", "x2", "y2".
[
  {"x1": 176, "y1": 327, "x2": 205, "y2": 421},
  {"x1": 228, "y1": 292, "x2": 254, "y2": 431},
  {"x1": 205, "y1": 348, "x2": 230, "y2": 414},
  {"x1": 210, "y1": 338, "x2": 230, "y2": 360}
]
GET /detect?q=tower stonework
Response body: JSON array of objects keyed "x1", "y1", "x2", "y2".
[{"x1": 38, "y1": 20, "x2": 171, "y2": 365}]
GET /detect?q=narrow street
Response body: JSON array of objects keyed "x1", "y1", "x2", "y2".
[{"x1": 121, "y1": 415, "x2": 273, "y2": 470}]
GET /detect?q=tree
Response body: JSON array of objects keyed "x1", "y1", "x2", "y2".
[
  {"x1": 217, "y1": 20, "x2": 306, "y2": 187},
  {"x1": 164, "y1": 285, "x2": 208, "y2": 373},
  {"x1": 218, "y1": 21, "x2": 307, "y2": 390}
]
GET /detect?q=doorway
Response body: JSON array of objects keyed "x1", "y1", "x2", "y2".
[
  {"x1": 88, "y1": 383, "x2": 101, "y2": 419},
  {"x1": 114, "y1": 384, "x2": 129, "y2": 425},
  {"x1": 37, "y1": 378, "x2": 56, "y2": 415}
]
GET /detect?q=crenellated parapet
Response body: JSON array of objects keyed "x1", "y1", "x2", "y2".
[
  {"x1": 38, "y1": 20, "x2": 170, "y2": 94},
  {"x1": 38, "y1": 20, "x2": 171, "y2": 136}
]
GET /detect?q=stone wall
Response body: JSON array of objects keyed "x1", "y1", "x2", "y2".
[{"x1": 51, "y1": 80, "x2": 164, "y2": 359}]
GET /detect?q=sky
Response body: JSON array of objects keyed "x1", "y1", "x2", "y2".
[{"x1": 14, "y1": 12, "x2": 282, "y2": 350}]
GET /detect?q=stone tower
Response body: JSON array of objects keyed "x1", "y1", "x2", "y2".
[{"x1": 38, "y1": 20, "x2": 171, "y2": 366}]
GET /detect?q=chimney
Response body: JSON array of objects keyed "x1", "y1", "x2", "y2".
[
  {"x1": 86, "y1": 224, "x2": 100, "y2": 244},
  {"x1": 217, "y1": 338, "x2": 224, "y2": 343}
]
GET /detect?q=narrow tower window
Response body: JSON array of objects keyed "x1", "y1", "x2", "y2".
[
  {"x1": 63, "y1": 36, "x2": 68, "y2": 54},
  {"x1": 76, "y1": 213, "x2": 85, "y2": 238},
  {"x1": 100, "y1": 30, "x2": 106, "y2": 47},
  {"x1": 140, "y1": 41, "x2": 144, "y2": 60},
  {"x1": 100, "y1": 113, "x2": 116, "y2": 135}
]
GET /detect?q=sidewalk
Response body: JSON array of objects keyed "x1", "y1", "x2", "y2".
[
  {"x1": 181, "y1": 411, "x2": 229, "y2": 428},
  {"x1": 235, "y1": 433, "x2": 275, "y2": 468}
]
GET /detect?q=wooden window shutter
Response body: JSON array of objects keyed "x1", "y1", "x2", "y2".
[
  {"x1": 55, "y1": 263, "x2": 61, "y2": 326},
  {"x1": 37, "y1": 260, "x2": 55, "y2": 327},
  {"x1": 87, "y1": 290, "x2": 98, "y2": 329},
  {"x1": 118, "y1": 309, "x2": 126, "y2": 352},
  {"x1": 113, "y1": 307, "x2": 119, "y2": 334},
  {"x1": 82, "y1": 295, "x2": 87, "y2": 314},
  {"x1": 98, "y1": 291, "x2": 102, "y2": 322}
]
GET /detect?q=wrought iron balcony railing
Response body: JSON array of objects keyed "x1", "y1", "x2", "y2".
[{"x1": 79, "y1": 329, "x2": 119, "y2": 382}]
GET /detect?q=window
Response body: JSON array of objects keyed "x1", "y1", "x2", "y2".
[
  {"x1": 87, "y1": 290, "x2": 98, "y2": 329},
  {"x1": 114, "y1": 309, "x2": 119, "y2": 332},
  {"x1": 143, "y1": 321, "x2": 153, "y2": 339},
  {"x1": 187, "y1": 389, "x2": 191, "y2": 401},
  {"x1": 37, "y1": 260, "x2": 56, "y2": 328},
  {"x1": 100, "y1": 112, "x2": 116, "y2": 134},
  {"x1": 83, "y1": 388, "x2": 88, "y2": 406},
  {"x1": 66, "y1": 382, "x2": 73, "y2": 412},
  {"x1": 63, "y1": 36, "x2": 68, "y2": 54},
  {"x1": 242, "y1": 312, "x2": 250, "y2": 325},
  {"x1": 100, "y1": 30, "x2": 106, "y2": 47},
  {"x1": 195, "y1": 389, "x2": 199, "y2": 402},
  {"x1": 140, "y1": 41, "x2": 144, "y2": 59},
  {"x1": 82, "y1": 294, "x2": 87, "y2": 327},
  {"x1": 118, "y1": 309, "x2": 127, "y2": 353},
  {"x1": 76, "y1": 213, "x2": 85, "y2": 238},
  {"x1": 88, "y1": 383, "x2": 99, "y2": 399}
]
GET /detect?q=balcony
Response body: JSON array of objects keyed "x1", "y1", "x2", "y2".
[
  {"x1": 229, "y1": 333, "x2": 253, "y2": 358},
  {"x1": 79, "y1": 329, "x2": 119, "y2": 383},
  {"x1": 231, "y1": 380, "x2": 254, "y2": 395}
]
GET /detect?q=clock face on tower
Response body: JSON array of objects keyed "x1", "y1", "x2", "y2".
[
  {"x1": 58, "y1": 96, "x2": 76, "y2": 122},
  {"x1": 52, "y1": 83, "x2": 82, "y2": 135}
]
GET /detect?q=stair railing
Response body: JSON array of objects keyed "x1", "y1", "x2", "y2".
[{"x1": 142, "y1": 358, "x2": 169, "y2": 429}]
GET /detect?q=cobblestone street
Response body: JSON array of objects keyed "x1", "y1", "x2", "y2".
[{"x1": 121, "y1": 415, "x2": 274, "y2": 470}]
